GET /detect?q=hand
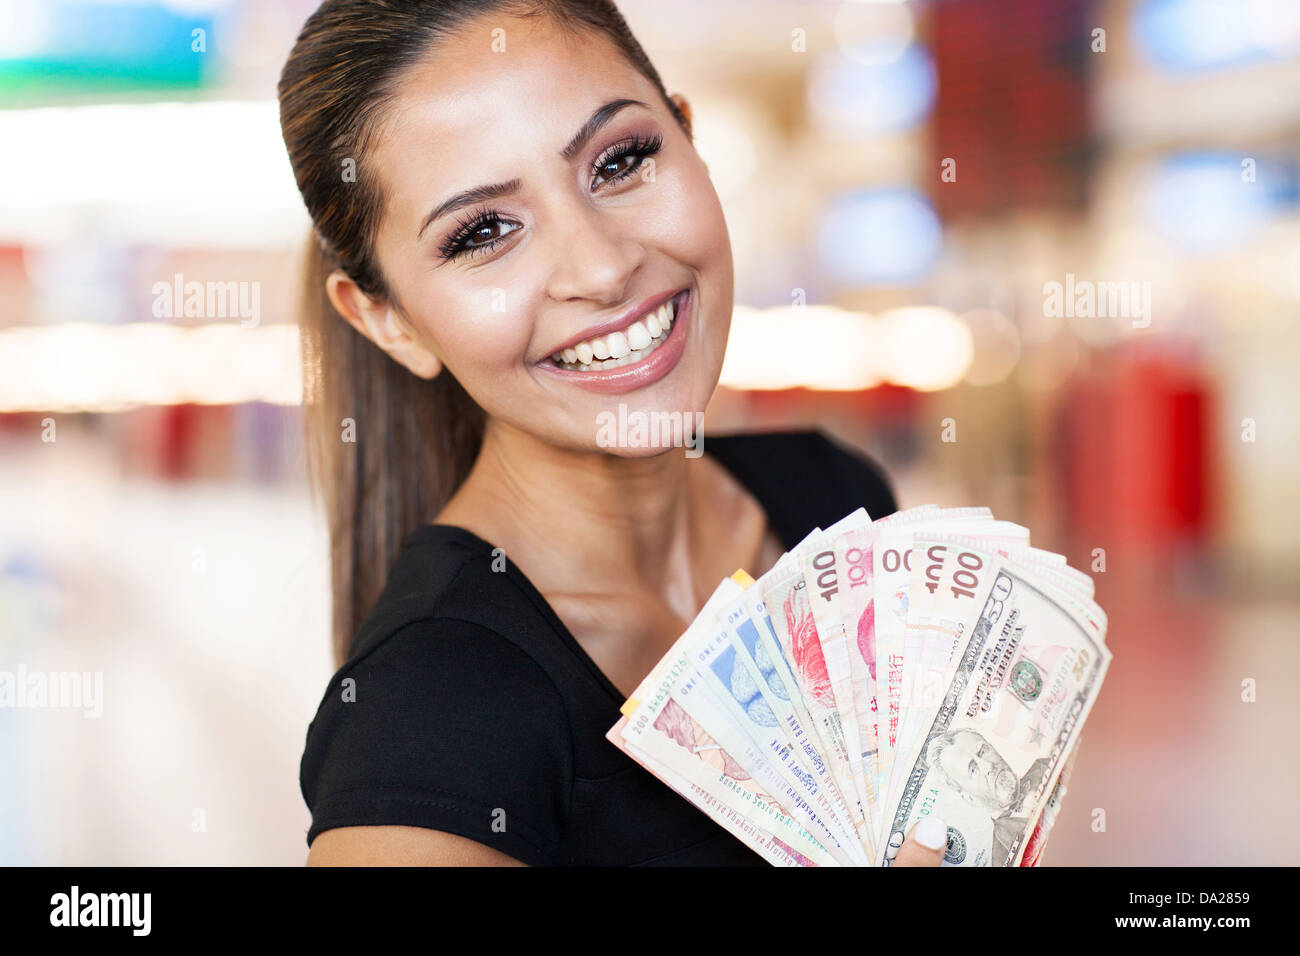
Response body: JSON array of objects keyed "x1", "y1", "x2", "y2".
[{"x1": 891, "y1": 816, "x2": 947, "y2": 867}]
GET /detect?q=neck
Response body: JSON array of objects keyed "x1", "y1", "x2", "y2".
[{"x1": 446, "y1": 417, "x2": 710, "y2": 600}]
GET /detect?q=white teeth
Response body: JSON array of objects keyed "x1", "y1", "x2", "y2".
[
  {"x1": 627, "y1": 320, "x2": 652, "y2": 350},
  {"x1": 551, "y1": 292, "x2": 684, "y2": 371},
  {"x1": 607, "y1": 330, "x2": 630, "y2": 358}
]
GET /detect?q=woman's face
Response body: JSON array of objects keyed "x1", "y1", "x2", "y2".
[{"x1": 363, "y1": 14, "x2": 734, "y2": 454}]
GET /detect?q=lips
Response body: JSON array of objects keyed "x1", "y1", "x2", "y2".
[
  {"x1": 537, "y1": 287, "x2": 692, "y2": 395},
  {"x1": 541, "y1": 287, "x2": 685, "y2": 360},
  {"x1": 548, "y1": 294, "x2": 678, "y2": 371}
]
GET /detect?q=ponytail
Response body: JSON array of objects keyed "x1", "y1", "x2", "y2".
[
  {"x1": 281, "y1": 0, "x2": 687, "y2": 665},
  {"x1": 298, "y1": 235, "x2": 484, "y2": 667}
]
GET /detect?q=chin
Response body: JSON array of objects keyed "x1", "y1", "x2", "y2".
[
  {"x1": 602, "y1": 443, "x2": 691, "y2": 460},
  {"x1": 587, "y1": 395, "x2": 709, "y2": 458}
]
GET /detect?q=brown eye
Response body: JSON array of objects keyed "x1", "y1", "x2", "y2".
[
  {"x1": 439, "y1": 209, "x2": 520, "y2": 260},
  {"x1": 595, "y1": 154, "x2": 637, "y2": 185},
  {"x1": 464, "y1": 220, "x2": 510, "y2": 249},
  {"x1": 590, "y1": 132, "x2": 663, "y2": 190}
]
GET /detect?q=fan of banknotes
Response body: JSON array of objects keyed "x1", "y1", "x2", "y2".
[{"x1": 607, "y1": 505, "x2": 1111, "y2": 867}]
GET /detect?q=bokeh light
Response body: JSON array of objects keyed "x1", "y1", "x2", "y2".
[{"x1": 816, "y1": 188, "x2": 943, "y2": 285}]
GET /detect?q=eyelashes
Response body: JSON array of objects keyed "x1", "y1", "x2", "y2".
[
  {"x1": 591, "y1": 131, "x2": 663, "y2": 189},
  {"x1": 437, "y1": 207, "x2": 518, "y2": 261},
  {"x1": 437, "y1": 131, "x2": 665, "y2": 261}
]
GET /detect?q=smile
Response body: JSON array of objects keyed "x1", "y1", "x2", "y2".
[
  {"x1": 537, "y1": 287, "x2": 691, "y2": 394},
  {"x1": 550, "y1": 294, "x2": 678, "y2": 371}
]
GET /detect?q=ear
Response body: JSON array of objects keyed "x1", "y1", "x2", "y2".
[
  {"x1": 669, "y1": 92, "x2": 693, "y2": 140},
  {"x1": 325, "y1": 270, "x2": 442, "y2": 380}
]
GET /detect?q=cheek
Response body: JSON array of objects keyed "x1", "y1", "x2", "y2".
[
  {"x1": 662, "y1": 163, "x2": 735, "y2": 358},
  {"x1": 419, "y1": 287, "x2": 534, "y2": 374},
  {"x1": 375, "y1": 229, "x2": 535, "y2": 377},
  {"x1": 655, "y1": 161, "x2": 732, "y2": 274}
]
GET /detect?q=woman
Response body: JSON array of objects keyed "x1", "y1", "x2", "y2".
[{"x1": 281, "y1": 0, "x2": 943, "y2": 867}]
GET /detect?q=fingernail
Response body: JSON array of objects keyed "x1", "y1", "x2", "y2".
[{"x1": 916, "y1": 816, "x2": 948, "y2": 851}]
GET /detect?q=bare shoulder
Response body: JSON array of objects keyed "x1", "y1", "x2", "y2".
[{"x1": 306, "y1": 825, "x2": 528, "y2": 867}]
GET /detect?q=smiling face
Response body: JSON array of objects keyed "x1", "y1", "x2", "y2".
[{"x1": 353, "y1": 13, "x2": 734, "y2": 454}]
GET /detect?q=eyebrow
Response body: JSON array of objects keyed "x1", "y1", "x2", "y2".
[{"x1": 416, "y1": 97, "x2": 652, "y2": 239}]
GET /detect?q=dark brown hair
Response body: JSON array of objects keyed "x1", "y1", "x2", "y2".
[{"x1": 278, "y1": 0, "x2": 689, "y2": 666}]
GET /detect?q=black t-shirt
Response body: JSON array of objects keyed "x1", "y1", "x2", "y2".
[{"x1": 300, "y1": 429, "x2": 897, "y2": 865}]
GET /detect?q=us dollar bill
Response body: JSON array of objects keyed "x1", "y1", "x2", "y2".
[{"x1": 881, "y1": 556, "x2": 1110, "y2": 867}]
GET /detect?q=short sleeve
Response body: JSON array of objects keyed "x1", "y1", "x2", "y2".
[{"x1": 300, "y1": 616, "x2": 574, "y2": 865}]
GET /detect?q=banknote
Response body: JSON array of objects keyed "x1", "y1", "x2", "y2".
[
  {"x1": 608, "y1": 576, "x2": 841, "y2": 866},
  {"x1": 761, "y1": 550, "x2": 871, "y2": 848},
  {"x1": 890, "y1": 531, "x2": 1087, "y2": 811},
  {"x1": 798, "y1": 509, "x2": 878, "y2": 841},
  {"x1": 1019, "y1": 736, "x2": 1081, "y2": 867},
  {"x1": 606, "y1": 504, "x2": 1111, "y2": 867},
  {"x1": 881, "y1": 550, "x2": 1111, "y2": 866},
  {"x1": 715, "y1": 587, "x2": 869, "y2": 860},
  {"x1": 682, "y1": 595, "x2": 870, "y2": 864}
]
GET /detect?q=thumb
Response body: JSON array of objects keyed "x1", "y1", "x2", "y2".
[{"x1": 892, "y1": 816, "x2": 948, "y2": 867}]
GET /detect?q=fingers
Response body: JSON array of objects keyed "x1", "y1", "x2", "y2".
[{"x1": 892, "y1": 816, "x2": 947, "y2": 867}]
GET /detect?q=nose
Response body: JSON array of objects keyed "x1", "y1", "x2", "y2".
[{"x1": 543, "y1": 198, "x2": 645, "y2": 306}]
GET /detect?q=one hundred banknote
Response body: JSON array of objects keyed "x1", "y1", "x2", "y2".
[{"x1": 607, "y1": 504, "x2": 1111, "y2": 866}]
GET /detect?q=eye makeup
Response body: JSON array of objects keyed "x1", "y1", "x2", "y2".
[{"x1": 435, "y1": 128, "x2": 665, "y2": 261}]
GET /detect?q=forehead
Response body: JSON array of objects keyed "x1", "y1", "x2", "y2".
[{"x1": 371, "y1": 14, "x2": 656, "y2": 221}]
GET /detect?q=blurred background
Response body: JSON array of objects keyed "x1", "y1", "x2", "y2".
[{"x1": 1, "y1": 0, "x2": 1297, "y2": 865}]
